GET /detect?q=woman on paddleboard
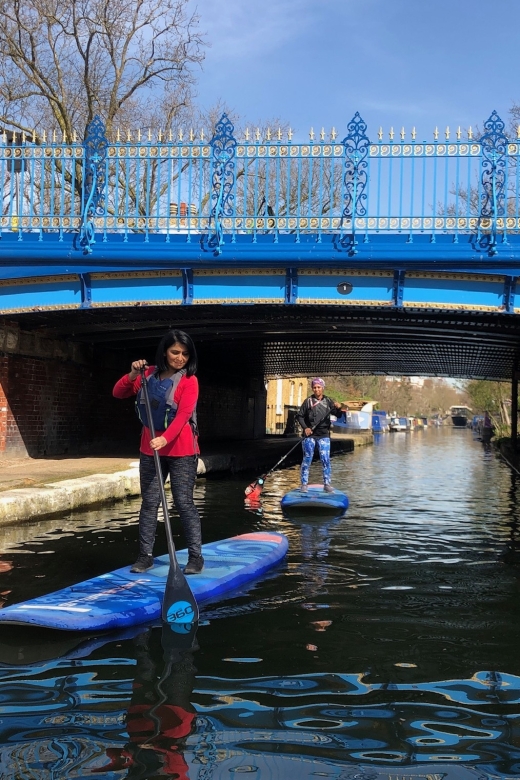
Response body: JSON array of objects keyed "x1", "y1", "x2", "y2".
[
  {"x1": 113, "y1": 329, "x2": 203, "y2": 575},
  {"x1": 295, "y1": 378, "x2": 347, "y2": 494}
]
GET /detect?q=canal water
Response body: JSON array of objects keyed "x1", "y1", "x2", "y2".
[{"x1": 1, "y1": 428, "x2": 520, "y2": 779}]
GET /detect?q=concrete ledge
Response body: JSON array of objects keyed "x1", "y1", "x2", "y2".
[
  {"x1": 0, "y1": 467, "x2": 141, "y2": 526},
  {"x1": 0, "y1": 434, "x2": 372, "y2": 525}
]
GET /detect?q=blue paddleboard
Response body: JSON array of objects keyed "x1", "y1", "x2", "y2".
[
  {"x1": 281, "y1": 484, "x2": 349, "y2": 512},
  {"x1": 0, "y1": 532, "x2": 288, "y2": 632}
]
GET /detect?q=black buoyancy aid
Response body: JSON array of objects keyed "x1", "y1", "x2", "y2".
[
  {"x1": 136, "y1": 369, "x2": 198, "y2": 435},
  {"x1": 306, "y1": 397, "x2": 331, "y2": 428}
]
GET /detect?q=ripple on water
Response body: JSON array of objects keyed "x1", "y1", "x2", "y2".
[{"x1": 1, "y1": 430, "x2": 520, "y2": 778}]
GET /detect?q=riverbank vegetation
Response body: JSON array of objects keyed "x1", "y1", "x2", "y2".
[{"x1": 320, "y1": 376, "x2": 468, "y2": 419}]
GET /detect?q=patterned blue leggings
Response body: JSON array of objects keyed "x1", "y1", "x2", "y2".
[{"x1": 301, "y1": 437, "x2": 331, "y2": 486}]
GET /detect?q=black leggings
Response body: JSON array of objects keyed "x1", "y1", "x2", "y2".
[{"x1": 138, "y1": 453, "x2": 202, "y2": 558}]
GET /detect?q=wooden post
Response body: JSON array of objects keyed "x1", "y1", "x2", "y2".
[{"x1": 512, "y1": 370, "x2": 519, "y2": 450}]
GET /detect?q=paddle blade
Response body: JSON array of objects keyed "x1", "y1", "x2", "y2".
[
  {"x1": 244, "y1": 475, "x2": 265, "y2": 498},
  {"x1": 162, "y1": 563, "x2": 199, "y2": 625},
  {"x1": 161, "y1": 620, "x2": 199, "y2": 658}
]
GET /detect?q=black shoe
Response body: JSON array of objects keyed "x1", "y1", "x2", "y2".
[
  {"x1": 131, "y1": 554, "x2": 154, "y2": 573},
  {"x1": 184, "y1": 555, "x2": 204, "y2": 575}
]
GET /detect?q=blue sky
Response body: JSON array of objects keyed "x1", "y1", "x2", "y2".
[{"x1": 193, "y1": 0, "x2": 520, "y2": 142}]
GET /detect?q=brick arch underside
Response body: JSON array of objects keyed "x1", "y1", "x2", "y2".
[{"x1": 8, "y1": 303, "x2": 520, "y2": 382}]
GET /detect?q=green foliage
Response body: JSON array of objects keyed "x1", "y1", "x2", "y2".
[
  {"x1": 321, "y1": 376, "x2": 467, "y2": 417},
  {"x1": 464, "y1": 380, "x2": 509, "y2": 417}
]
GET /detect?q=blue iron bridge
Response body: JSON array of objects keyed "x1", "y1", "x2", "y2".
[{"x1": 2, "y1": 110, "x2": 520, "y2": 383}]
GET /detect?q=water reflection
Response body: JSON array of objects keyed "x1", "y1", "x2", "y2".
[
  {"x1": 0, "y1": 622, "x2": 199, "y2": 779},
  {"x1": 93, "y1": 623, "x2": 198, "y2": 778},
  {"x1": 1, "y1": 430, "x2": 520, "y2": 778},
  {"x1": 498, "y1": 469, "x2": 520, "y2": 569},
  {"x1": 2, "y1": 644, "x2": 520, "y2": 776}
]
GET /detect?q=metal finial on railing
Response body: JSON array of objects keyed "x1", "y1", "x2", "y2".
[
  {"x1": 457, "y1": 127, "x2": 461, "y2": 140},
  {"x1": 445, "y1": 126, "x2": 450, "y2": 140},
  {"x1": 434, "y1": 127, "x2": 439, "y2": 140},
  {"x1": 331, "y1": 127, "x2": 337, "y2": 140},
  {"x1": 468, "y1": 127, "x2": 473, "y2": 140},
  {"x1": 389, "y1": 127, "x2": 394, "y2": 140},
  {"x1": 411, "y1": 127, "x2": 416, "y2": 140}
]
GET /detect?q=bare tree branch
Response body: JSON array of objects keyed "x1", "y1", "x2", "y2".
[{"x1": 0, "y1": 0, "x2": 206, "y2": 136}]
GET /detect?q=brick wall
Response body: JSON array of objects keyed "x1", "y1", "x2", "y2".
[
  {"x1": 0, "y1": 355, "x2": 8, "y2": 454},
  {"x1": 0, "y1": 353, "x2": 97, "y2": 457},
  {"x1": 0, "y1": 331, "x2": 268, "y2": 457}
]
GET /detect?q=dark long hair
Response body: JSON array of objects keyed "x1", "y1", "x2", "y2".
[{"x1": 155, "y1": 330, "x2": 198, "y2": 377}]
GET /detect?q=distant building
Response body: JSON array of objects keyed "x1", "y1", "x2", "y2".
[{"x1": 265, "y1": 378, "x2": 306, "y2": 434}]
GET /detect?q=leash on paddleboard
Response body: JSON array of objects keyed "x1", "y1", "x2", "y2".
[
  {"x1": 140, "y1": 367, "x2": 199, "y2": 626},
  {"x1": 244, "y1": 401, "x2": 345, "y2": 499}
]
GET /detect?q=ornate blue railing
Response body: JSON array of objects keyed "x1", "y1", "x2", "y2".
[{"x1": 1, "y1": 110, "x2": 519, "y2": 254}]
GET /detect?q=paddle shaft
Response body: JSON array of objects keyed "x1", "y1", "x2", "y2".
[
  {"x1": 139, "y1": 367, "x2": 178, "y2": 570},
  {"x1": 264, "y1": 437, "x2": 304, "y2": 478}
]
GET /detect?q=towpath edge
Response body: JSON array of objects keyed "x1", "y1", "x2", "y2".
[{"x1": 0, "y1": 433, "x2": 371, "y2": 525}]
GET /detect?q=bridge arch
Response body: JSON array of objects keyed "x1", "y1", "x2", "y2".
[{"x1": 1, "y1": 111, "x2": 520, "y2": 455}]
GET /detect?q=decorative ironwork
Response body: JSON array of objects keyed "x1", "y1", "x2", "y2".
[
  {"x1": 207, "y1": 113, "x2": 237, "y2": 254},
  {"x1": 478, "y1": 110, "x2": 508, "y2": 255},
  {"x1": 4, "y1": 108, "x2": 520, "y2": 255},
  {"x1": 339, "y1": 112, "x2": 370, "y2": 254},
  {"x1": 79, "y1": 115, "x2": 108, "y2": 254}
]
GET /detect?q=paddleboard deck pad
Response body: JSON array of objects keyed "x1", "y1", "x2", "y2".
[
  {"x1": 0, "y1": 532, "x2": 288, "y2": 632},
  {"x1": 281, "y1": 484, "x2": 349, "y2": 512}
]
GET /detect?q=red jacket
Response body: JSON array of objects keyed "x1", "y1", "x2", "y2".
[{"x1": 113, "y1": 367, "x2": 199, "y2": 457}]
